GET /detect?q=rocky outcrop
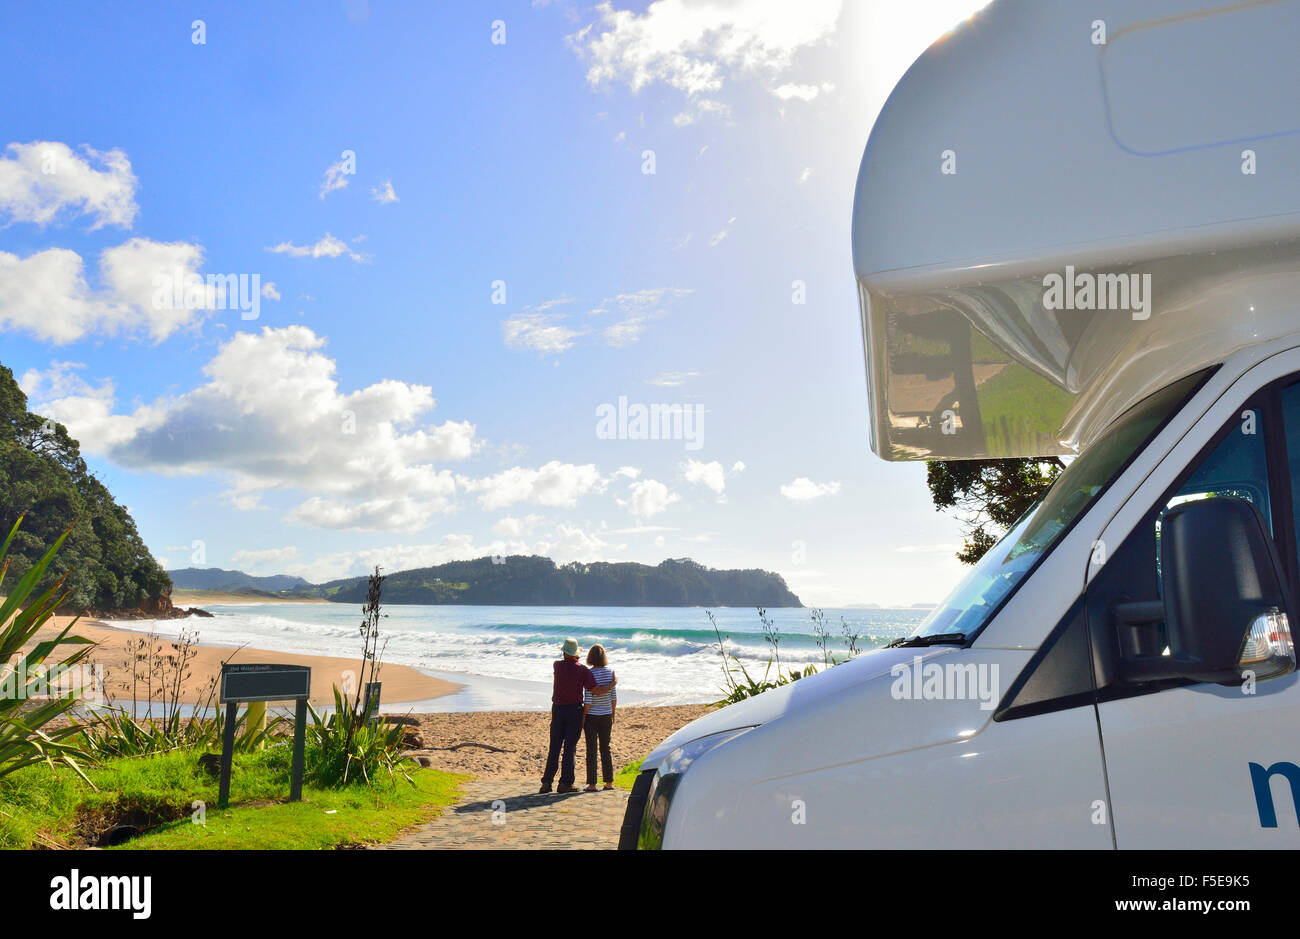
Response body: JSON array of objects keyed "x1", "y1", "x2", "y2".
[{"x1": 84, "y1": 590, "x2": 213, "y2": 620}]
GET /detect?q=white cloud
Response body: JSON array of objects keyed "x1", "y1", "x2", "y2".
[
  {"x1": 372, "y1": 180, "x2": 399, "y2": 204},
  {"x1": 682, "y1": 458, "x2": 726, "y2": 495},
  {"x1": 20, "y1": 360, "x2": 91, "y2": 400},
  {"x1": 607, "y1": 524, "x2": 675, "y2": 534},
  {"x1": 780, "y1": 477, "x2": 841, "y2": 501},
  {"x1": 290, "y1": 495, "x2": 457, "y2": 531},
  {"x1": 268, "y1": 233, "x2": 365, "y2": 262},
  {"x1": 27, "y1": 326, "x2": 480, "y2": 532},
  {"x1": 709, "y1": 216, "x2": 736, "y2": 247},
  {"x1": 285, "y1": 521, "x2": 626, "y2": 582},
  {"x1": 571, "y1": 0, "x2": 843, "y2": 121},
  {"x1": 601, "y1": 286, "x2": 691, "y2": 314},
  {"x1": 18, "y1": 361, "x2": 146, "y2": 452},
  {"x1": 493, "y1": 514, "x2": 545, "y2": 537},
  {"x1": 647, "y1": 370, "x2": 699, "y2": 387},
  {"x1": 287, "y1": 535, "x2": 490, "y2": 584},
  {"x1": 603, "y1": 317, "x2": 648, "y2": 348},
  {"x1": 773, "y1": 82, "x2": 820, "y2": 101},
  {"x1": 0, "y1": 248, "x2": 97, "y2": 344},
  {"x1": 231, "y1": 546, "x2": 299, "y2": 570},
  {"x1": 622, "y1": 478, "x2": 679, "y2": 519},
  {"x1": 460, "y1": 461, "x2": 607, "y2": 511},
  {"x1": 613, "y1": 465, "x2": 641, "y2": 479},
  {"x1": 536, "y1": 296, "x2": 576, "y2": 312},
  {"x1": 0, "y1": 141, "x2": 137, "y2": 229},
  {"x1": 505, "y1": 287, "x2": 689, "y2": 354},
  {"x1": 797, "y1": 167, "x2": 812, "y2": 184},
  {"x1": 672, "y1": 98, "x2": 729, "y2": 125},
  {"x1": 0, "y1": 238, "x2": 221, "y2": 344},
  {"x1": 261, "y1": 281, "x2": 281, "y2": 301},
  {"x1": 534, "y1": 523, "x2": 626, "y2": 564},
  {"x1": 319, "y1": 156, "x2": 352, "y2": 199},
  {"x1": 731, "y1": 460, "x2": 746, "y2": 473},
  {"x1": 597, "y1": 286, "x2": 692, "y2": 348},
  {"x1": 503, "y1": 312, "x2": 587, "y2": 354}
]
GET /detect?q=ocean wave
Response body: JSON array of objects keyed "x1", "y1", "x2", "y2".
[{"x1": 109, "y1": 604, "x2": 923, "y2": 701}]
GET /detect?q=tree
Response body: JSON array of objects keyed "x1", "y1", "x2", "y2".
[
  {"x1": 926, "y1": 458, "x2": 1064, "y2": 564},
  {"x1": 0, "y1": 364, "x2": 169, "y2": 611}
]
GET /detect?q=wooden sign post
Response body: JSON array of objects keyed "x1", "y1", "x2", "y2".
[{"x1": 218, "y1": 664, "x2": 311, "y2": 809}]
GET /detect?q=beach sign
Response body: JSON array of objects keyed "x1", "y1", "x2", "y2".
[
  {"x1": 217, "y1": 663, "x2": 312, "y2": 809},
  {"x1": 220, "y1": 663, "x2": 312, "y2": 703}
]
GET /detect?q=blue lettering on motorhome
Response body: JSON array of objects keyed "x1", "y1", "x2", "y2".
[{"x1": 1249, "y1": 761, "x2": 1300, "y2": 826}]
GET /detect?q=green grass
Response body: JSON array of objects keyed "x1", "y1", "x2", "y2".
[
  {"x1": 614, "y1": 758, "x2": 644, "y2": 791},
  {"x1": 125, "y1": 769, "x2": 466, "y2": 849},
  {"x1": 0, "y1": 744, "x2": 467, "y2": 850}
]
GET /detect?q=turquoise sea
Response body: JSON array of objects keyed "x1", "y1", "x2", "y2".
[{"x1": 120, "y1": 604, "x2": 930, "y2": 710}]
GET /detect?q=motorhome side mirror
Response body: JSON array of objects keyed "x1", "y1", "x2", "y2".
[{"x1": 1120, "y1": 497, "x2": 1296, "y2": 686}]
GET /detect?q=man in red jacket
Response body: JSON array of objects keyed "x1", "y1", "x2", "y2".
[{"x1": 541, "y1": 638, "x2": 616, "y2": 794}]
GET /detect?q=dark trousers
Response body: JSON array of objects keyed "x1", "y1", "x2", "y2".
[
  {"x1": 542, "y1": 703, "x2": 584, "y2": 788},
  {"x1": 584, "y1": 712, "x2": 614, "y2": 785}
]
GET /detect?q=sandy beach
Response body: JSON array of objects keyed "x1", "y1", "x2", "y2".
[
  {"x1": 33, "y1": 614, "x2": 463, "y2": 708},
  {"x1": 23, "y1": 612, "x2": 719, "y2": 779},
  {"x1": 170, "y1": 590, "x2": 329, "y2": 606},
  {"x1": 31, "y1": 615, "x2": 716, "y2": 763},
  {"x1": 403, "y1": 705, "x2": 716, "y2": 779}
]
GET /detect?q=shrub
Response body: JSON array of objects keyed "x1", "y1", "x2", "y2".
[
  {"x1": 305, "y1": 687, "x2": 411, "y2": 787},
  {"x1": 0, "y1": 517, "x2": 94, "y2": 781},
  {"x1": 78, "y1": 705, "x2": 283, "y2": 760},
  {"x1": 303, "y1": 567, "x2": 410, "y2": 786},
  {"x1": 708, "y1": 607, "x2": 860, "y2": 704},
  {"x1": 75, "y1": 627, "x2": 284, "y2": 759}
]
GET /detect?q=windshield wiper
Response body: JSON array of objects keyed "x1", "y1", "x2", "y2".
[{"x1": 886, "y1": 632, "x2": 967, "y2": 648}]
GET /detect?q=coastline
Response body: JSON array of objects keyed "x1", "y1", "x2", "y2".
[
  {"x1": 170, "y1": 589, "x2": 330, "y2": 606},
  {"x1": 38, "y1": 614, "x2": 464, "y2": 708},
  {"x1": 24, "y1": 611, "x2": 722, "y2": 778},
  {"x1": 31, "y1": 615, "x2": 716, "y2": 779}
]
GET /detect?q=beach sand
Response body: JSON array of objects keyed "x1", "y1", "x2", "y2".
[
  {"x1": 403, "y1": 705, "x2": 716, "y2": 779},
  {"x1": 170, "y1": 590, "x2": 330, "y2": 606},
  {"x1": 27, "y1": 615, "x2": 717, "y2": 778},
  {"x1": 34, "y1": 614, "x2": 463, "y2": 708}
]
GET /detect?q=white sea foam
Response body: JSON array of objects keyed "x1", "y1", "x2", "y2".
[{"x1": 113, "y1": 604, "x2": 925, "y2": 708}]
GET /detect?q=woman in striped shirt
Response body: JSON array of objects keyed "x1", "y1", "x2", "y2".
[{"x1": 582, "y1": 644, "x2": 617, "y2": 791}]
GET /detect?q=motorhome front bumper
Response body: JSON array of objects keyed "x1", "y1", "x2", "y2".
[{"x1": 617, "y1": 727, "x2": 756, "y2": 850}]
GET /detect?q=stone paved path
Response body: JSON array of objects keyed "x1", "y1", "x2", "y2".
[{"x1": 373, "y1": 778, "x2": 629, "y2": 850}]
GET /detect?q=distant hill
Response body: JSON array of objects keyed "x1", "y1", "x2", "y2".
[
  {"x1": 167, "y1": 567, "x2": 312, "y2": 593},
  {"x1": 298, "y1": 556, "x2": 802, "y2": 607}
]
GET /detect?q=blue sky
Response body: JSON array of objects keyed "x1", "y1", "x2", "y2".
[{"x1": 0, "y1": 0, "x2": 987, "y2": 605}]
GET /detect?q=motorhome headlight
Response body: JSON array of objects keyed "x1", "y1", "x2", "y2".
[
  {"x1": 1238, "y1": 607, "x2": 1296, "y2": 682},
  {"x1": 637, "y1": 727, "x2": 755, "y2": 850}
]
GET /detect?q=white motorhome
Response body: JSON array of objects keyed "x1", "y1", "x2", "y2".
[{"x1": 620, "y1": 0, "x2": 1300, "y2": 849}]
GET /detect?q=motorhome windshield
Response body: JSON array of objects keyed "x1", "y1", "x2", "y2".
[{"x1": 912, "y1": 369, "x2": 1210, "y2": 641}]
